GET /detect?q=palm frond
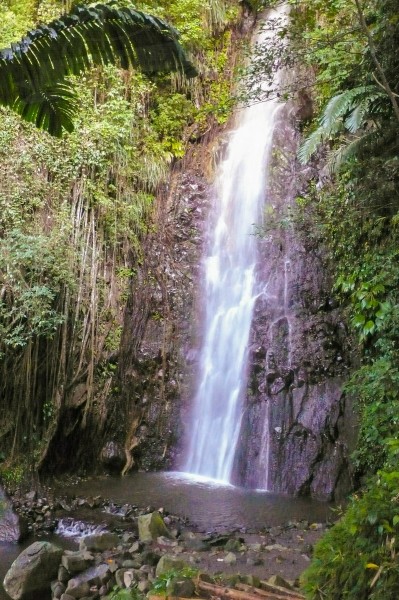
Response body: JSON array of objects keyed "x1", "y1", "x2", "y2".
[
  {"x1": 345, "y1": 90, "x2": 385, "y2": 133},
  {"x1": 320, "y1": 87, "x2": 369, "y2": 129},
  {"x1": 327, "y1": 129, "x2": 380, "y2": 174},
  {"x1": 298, "y1": 85, "x2": 382, "y2": 165},
  {"x1": 0, "y1": 2, "x2": 197, "y2": 135},
  {"x1": 297, "y1": 126, "x2": 325, "y2": 164}
]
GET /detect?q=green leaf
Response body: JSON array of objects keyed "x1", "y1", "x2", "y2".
[{"x1": 0, "y1": 2, "x2": 197, "y2": 135}]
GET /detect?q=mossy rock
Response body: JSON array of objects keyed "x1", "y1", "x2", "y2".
[{"x1": 138, "y1": 511, "x2": 172, "y2": 542}]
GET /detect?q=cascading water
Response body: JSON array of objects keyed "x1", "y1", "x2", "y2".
[{"x1": 184, "y1": 7, "x2": 286, "y2": 484}]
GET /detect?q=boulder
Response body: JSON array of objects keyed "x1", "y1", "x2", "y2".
[
  {"x1": 138, "y1": 511, "x2": 172, "y2": 542},
  {"x1": 79, "y1": 532, "x2": 119, "y2": 552},
  {"x1": 3, "y1": 541, "x2": 63, "y2": 600},
  {"x1": 0, "y1": 487, "x2": 27, "y2": 543},
  {"x1": 155, "y1": 555, "x2": 187, "y2": 577}
]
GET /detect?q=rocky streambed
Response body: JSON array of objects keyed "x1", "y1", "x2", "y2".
[{"x1": 1, "y1": 486, "x2": 332, "y2": 600}]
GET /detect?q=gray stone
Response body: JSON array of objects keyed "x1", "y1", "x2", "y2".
[
  {"x1": 51, "y1": 581, "x2": 66, "y2": 599},
  {"x1": 3, "y1": 541, "x2": 63, "y2": 600},
  {"x1": 123, "y1": 570, "x2": 135, "y2": 588},
  {"x1": 248, "y1": 543, "x2": 262, "y2": 552},
  {"x1": 157, "y1": 535, "x2": 178, "y2": 546},
  {"x1": 122, "y1": 560, "x2": 136, "y2": 568},
  {"x1": 155, "y1": 555, "x2": 187, "y2": 577},
  {"x1": 64, "y1": 580, "x2": 90, "y2": 598},
  {"x1": 267, "y1": 575, "x2": 293, "y2": 590},
  {"x1": 224, "y1": 552, "x2": 236, "y2": 565},
  {"x1": 167, "y1": 578, "x2": 196, "y2": 598},
  {"x1": 128, "y1": 541, "x2": 140, "y2": 553},
  {"x1": 58, "y1": 566, "x2": 69, "y2": 583},
  {"x1": 79, "y1": 532, "x2": 119, "y2": 552},
  {"x1": 138, "y1": 511, "x2": 172, "y2": 542},
  {"x1": 115, "y1": 569, "x2": 128, "y2": 588},
  {"x1": 61, "y1": 552, "x2": 90, "y2": 574}
]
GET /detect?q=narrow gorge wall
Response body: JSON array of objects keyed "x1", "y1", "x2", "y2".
[{"x1": 115, "y1": 162, "x2": 212, "y2": 472}]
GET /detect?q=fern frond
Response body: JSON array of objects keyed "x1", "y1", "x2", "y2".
[
  {"x1": 298, "y1": 85, "x2": 381, "y2": 164},
  {"x1": 0, "y1": 2, "x2": 197, "y2": 135},
  {"x1": 297, "y1": 127, "x2": 324, "y2": 164},
  {"x1": 327, "y1": 130, "x2": 380, "y2": 174},
  {"x1": 320, "y1": 87, "x2": 367, "y2": 129}
]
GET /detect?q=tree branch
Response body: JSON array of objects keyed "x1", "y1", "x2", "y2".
[{"x1": 353, "y1": 0, "x2": 399, "y2": 122}]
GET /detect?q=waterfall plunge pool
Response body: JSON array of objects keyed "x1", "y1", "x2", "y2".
[
  {"x1": 54, "y1": 470, "x2": 333, "y2": 531},
  {"x1": 0, "y1": 472, "x2": 334, "y2": 600}
]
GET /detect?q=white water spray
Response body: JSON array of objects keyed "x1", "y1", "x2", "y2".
[{"x1": 184, "y1": 7, "x2": 286, "y2": 484}]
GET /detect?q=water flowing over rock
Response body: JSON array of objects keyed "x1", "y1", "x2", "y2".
[
  {"x1": 117, "y1": 9, "x2": 355, "y2": 500},
  {"x1": 184, "y1": 5, "x2": 287, "y2": 483},
  {"x1": 231, "y1": 100, "x2": 355, "y2": 499}
]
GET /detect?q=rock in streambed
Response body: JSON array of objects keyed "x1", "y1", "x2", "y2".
[{"x1": 3, "y1": 508, "x2": 324, "y2": 599}]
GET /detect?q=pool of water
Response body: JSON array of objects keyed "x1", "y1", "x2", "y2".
[
  {"x1": 58, "y1": 471, "x2": 333, "y2": 531},
  {"x1": 1, "y1": 471, "x2": 334, "y2": 599}
]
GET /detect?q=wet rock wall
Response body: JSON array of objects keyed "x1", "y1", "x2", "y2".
[
  {"x1": 116, "y1": 96, "x2": 356, "y2": 501},
  {"x1": 116, "y1": 167, "x2": 211, "y2": 471},
  {"x1": 232, "y1": 103, "x2": 356, "y2": 500}
]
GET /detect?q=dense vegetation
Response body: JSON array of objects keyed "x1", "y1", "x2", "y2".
[
  {"x1": 2, "y1": 0, "x2": 399, "y2": 596},
  {"x1": 257, "y1": 0, "x2": 399, "y2": 597},
  {"x1": 0, "y1": 0, "x2": 243, "y2": 479}
]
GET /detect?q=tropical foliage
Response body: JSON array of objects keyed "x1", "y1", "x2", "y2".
[
  {"x1": 261, "y1": 0, "x2": 399, "y2": 598},
  {"x1": 0, "y1": 1, "x2": 196, "y2": 135},
  {"x1": 0, "y1": 0, "x2": 242, "y2": 479}
]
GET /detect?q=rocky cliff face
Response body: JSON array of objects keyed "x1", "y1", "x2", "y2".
[
  {"x1": 114, "y1": 160, "x2": 212, "y2": 472},
  {"x1": 116, "y1": 102, "x2": 355, "y2": 501},
  {"x1": 231, "y1": 103, "x2": 355, "y2": 500}
]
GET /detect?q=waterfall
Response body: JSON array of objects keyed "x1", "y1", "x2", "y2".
[{"x1": 184, "y1": 7, "x2": 286, "y2": 484}]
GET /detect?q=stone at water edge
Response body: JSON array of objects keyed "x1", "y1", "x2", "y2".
[
  {"x1": 224, "y1": 552, "x2": 237, "y2": 565},
  {"x1": 0, "y1": 486, "x2": 28, "y2": 543},
  {"x1": 155, "y1": 555, "x2": 188, "y2": 577},
  {"x1": 79, "y1": 532, "x2": 119, "y2": 552},
  {"x1": 3, "y1": 541, "x2": 63, "y2": 600},
  {"x1": 138, "y1": 511, "x2": 172, "y2": 542}
]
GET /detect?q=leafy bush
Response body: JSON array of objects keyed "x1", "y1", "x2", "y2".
[
  {"x1": 150, "y1": 567, "x2": 198, "y2": 595},
  {"x1": 302, "y1": 467, "x2": 399, "y2": 599}
]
